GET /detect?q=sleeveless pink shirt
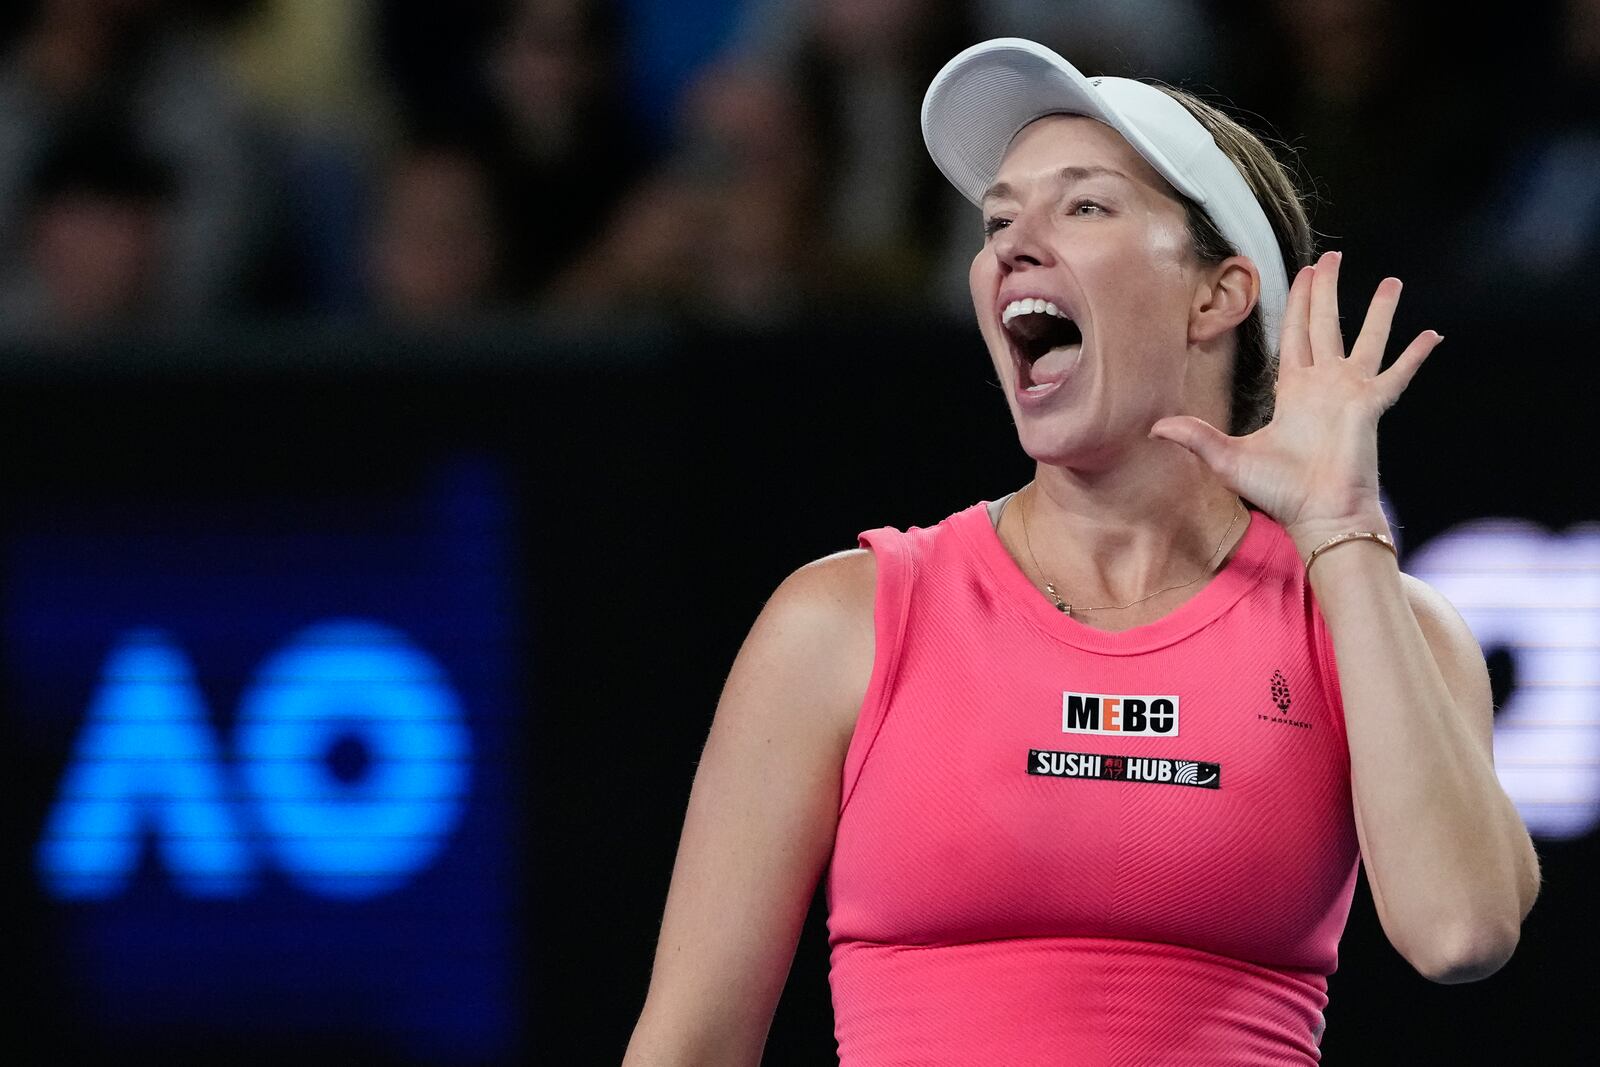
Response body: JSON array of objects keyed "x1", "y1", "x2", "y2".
[{"x1": 825, "y1": 500, "x2": 1360, "y2": 1064}]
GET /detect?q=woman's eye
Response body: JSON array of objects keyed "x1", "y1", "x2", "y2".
[{"x1": 983, "y1": 202, "x2": 1102, "y2": 237}]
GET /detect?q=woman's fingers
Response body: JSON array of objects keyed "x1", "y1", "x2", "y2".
[
  {"x1": 1309, "y1": 250, "x2": 1344, "y2": 365},
  {"x1": 1147, "y1": 415, "x2": 1240, "y2": 486},
  {"x1": 1280, "y1": 264, "x2": 1316, "y2": 370},
  {"x1": 1375, "y1": 330, "x2": 1444, "y2": 410},
  {"x1": 1282, "y1": 254, "x2": 1432, "y2": 393},
  {"x1": 1351, "y1": 277, "x2": 1403, "y2": 373}
]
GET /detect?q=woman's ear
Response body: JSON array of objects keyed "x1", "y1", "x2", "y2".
[{"x1": 1188, "y1": 255, "x2": 1259, "y2": 345}]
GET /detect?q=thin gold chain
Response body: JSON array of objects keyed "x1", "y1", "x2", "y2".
[{"x1": 1016, "y1": 483, "x2": 1245, "y2": 617}]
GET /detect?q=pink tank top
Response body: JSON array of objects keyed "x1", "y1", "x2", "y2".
[{"x1": 825, "y1": 500, "x2": 1360, "y2": 1065}]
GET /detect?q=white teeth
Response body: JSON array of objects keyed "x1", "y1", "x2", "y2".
[{"x1": 1001, "y1": 298, "x2": 1072, "y2": 327}]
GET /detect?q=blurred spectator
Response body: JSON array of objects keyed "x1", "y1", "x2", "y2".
[
  {"x1": 548, "y1": 59, "x2": 820, "y2": 323},
  {"x1": 375, "y1": 0, "x2": 500, "y2": 138},
  {"x1": 803, "y1": 0, "x2": 963, "y2": 293},
  {"x1": 0, "y1": 0, "x2": 265, "y2": 327},
  {"x1": 2, "y1": 122, "x2": 177, "y2": 336},
  {"x1": 228, "y1": 0, "x2": 391, "y2": 134},
  {"x1": 365, "y1": 142, "x2": 503, "y2": 321},
  {"x1": 547, "y1": 166, "x2": 705, "y2": 315},
  {"x1": 223, "y1": 0, "x2": 653, "y2": 316},
  {"x1": 671, "y1": 60, "x2": 819, "y2": 322},
  {"x1": 221, "y1": 0, "x2": 393, "y2": 313},
  {"x1": 1245, "y1": 0, "x2": 1495, "y2": 285},
  {"x1": 480, "y1": 0, "x2": 650, "y2": 298},
  {"x1": 1451, "y1": 0, "x2": 1600, "y2": 321},
  {"x1": 784, "y1": 0, "x2": 978, "y2": 305},
  {"x1": 613, "y1": 0, "x2": 745, "y2": 145},
  {"x1": 556, "y1": 0, "x2": 992, "y2": 322}
]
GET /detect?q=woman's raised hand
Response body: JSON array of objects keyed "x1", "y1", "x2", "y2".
[{"x1": 1147, "y1": 250, "x2": 1443, "y2": 557}]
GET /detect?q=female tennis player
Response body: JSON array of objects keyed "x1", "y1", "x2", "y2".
[{"x1": 623, "y1": 38, "x2": 1539, "y2": 1065}]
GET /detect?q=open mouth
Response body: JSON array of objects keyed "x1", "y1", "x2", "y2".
[{"x1": 1001, "y1": 298, "x2": 1083, "y2": 385}]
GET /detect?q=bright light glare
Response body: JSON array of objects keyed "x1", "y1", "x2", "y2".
[{"x1": 1407, "y1": 519, "x2": 1600, "y2": 839}]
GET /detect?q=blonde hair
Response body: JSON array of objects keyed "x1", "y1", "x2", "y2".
[{"x1": 1151, "y1": 85, "x2": 1317, "y2": 436}]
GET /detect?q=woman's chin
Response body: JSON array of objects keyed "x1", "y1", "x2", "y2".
[
  {"x1": 1015, "y1": 428, "x2": 1083, "y2": 467},
  {"x1": 1014, "y1": 421, "x2": 1131, "y2": 469}
]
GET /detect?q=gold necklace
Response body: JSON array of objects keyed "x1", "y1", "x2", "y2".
[{"x1": 1016, "y1": 484, "x2": 1245, "y2": 617}]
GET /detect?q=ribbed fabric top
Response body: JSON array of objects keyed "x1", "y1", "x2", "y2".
[{"x1": 825, "y1": 500, "x2": 1360, "y2": 1065}]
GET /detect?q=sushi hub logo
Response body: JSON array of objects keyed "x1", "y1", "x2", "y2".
[{"x1": 1027, "y1": 749, "x2": 1221, "y2": 790}]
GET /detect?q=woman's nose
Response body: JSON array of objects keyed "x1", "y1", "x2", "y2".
[{"x1": 991, "y1": 209, "x2": 1053, "y2": 273}]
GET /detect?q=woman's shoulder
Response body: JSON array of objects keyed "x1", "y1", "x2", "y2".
[
  {"x1": 763, "y1": 549, "x2": 877, "y2": 744},
  {"x1": 856, "y1": 501, "x2": 992, "y2": 553},
  {"x1": 769, "y1": 498, "x2": 992, "y2": 630},
  {"x1": 774, "y1": 547, "x2": 877, "y2": 627}
]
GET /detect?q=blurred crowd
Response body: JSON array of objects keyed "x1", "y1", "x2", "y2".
[{"x1": 0, "y1": 0, "x2": 1591, "y2": 341}]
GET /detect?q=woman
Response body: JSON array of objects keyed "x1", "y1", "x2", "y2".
[{"x1": 623, "y1": 38, "x2": 1539, "y2": 1065}]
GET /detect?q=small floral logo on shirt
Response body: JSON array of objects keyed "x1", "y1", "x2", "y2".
[
  {"x1": 1260, "y1": 669, "x2": 1313, "y2": 730},
  {"x1": 1271, "y1": 669, "x2": 1292, "y2": 713}
]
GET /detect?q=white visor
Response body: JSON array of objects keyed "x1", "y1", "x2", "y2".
[{"x1": 922, "y1": 37, "x2": 1290, "y2": 352}]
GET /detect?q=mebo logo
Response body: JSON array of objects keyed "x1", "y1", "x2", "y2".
[
  {"x1": 1062, "y1": 691, "x2": 1179, "y2": 736},
  {"x1": 35, "y1": 619, "x2": 471, "y2": 901}
]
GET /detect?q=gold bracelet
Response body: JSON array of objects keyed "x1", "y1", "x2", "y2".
[{"x1": 1305, "y1": 531, "x2": 1397, "y2": 572}]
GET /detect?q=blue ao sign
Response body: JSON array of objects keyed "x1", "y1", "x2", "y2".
[
  {"x1": 37, "y1": 619, "x2": 472, "y2": 900},
  {"x1": 8, "y1": 458, "x2": 518, "y2": 1061}
]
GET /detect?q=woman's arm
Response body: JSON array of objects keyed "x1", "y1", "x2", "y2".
[
  {"x1": 622, "y1": 549, "x2": 876, "y2": 1066},
  {"x1": 1147, "y1": 255, "x2": 1539, "y2": 982},
  {"x1": 1309, "y1": 531, "x2": 1540, "y2": 983}
]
